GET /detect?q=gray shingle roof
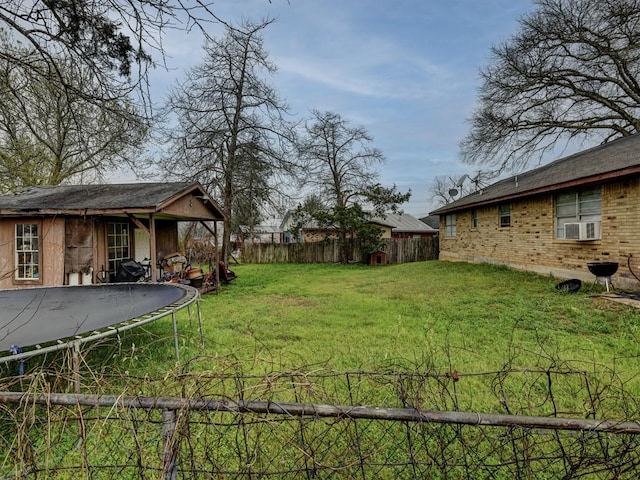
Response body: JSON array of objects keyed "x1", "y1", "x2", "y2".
[
  {"x1": 0, "y1": 183, "x2": 192, "y2": 210},
  {"x1": 420, "y1": 215, "x2": 440, "y2": 229},
  {"x1": 0, "y1": 182, "x2": 224, "y2": 219},
  {"x1": 431, "y1": 134, "x2": 640, "y2": 215}
]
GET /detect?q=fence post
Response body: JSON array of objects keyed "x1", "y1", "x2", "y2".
[{"x1": 162, "y1": 408, "x2": 178, "y2": 480}]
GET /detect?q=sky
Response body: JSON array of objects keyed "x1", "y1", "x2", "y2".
[{"x1": 147, "y1": 0, "x2": 536, "y2": 218}]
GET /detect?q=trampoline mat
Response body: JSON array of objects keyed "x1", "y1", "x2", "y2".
[{"x1": 0, "y1": 283, "x2": 188, "y2": 352}]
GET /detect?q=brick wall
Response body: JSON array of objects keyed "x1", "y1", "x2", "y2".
[{"x1": 439, "y1": 179, "x2": 640, "y2": 289}]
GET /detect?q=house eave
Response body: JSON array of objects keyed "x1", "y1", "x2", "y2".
[{"x1": 431, "y1": 165, "x2": 640, "y2": 216}]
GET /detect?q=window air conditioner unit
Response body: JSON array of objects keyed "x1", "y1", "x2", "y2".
[{"x1": 565, "y1": 221, "x2": 601, "y2": 241}]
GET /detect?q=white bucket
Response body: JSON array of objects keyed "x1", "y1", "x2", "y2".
[
  {"x1": 82, "y1": 272, "x2": 92, "y2": 285},
  {"x1": 68, "y1": 273, "x2": 80, "y2": 285}
]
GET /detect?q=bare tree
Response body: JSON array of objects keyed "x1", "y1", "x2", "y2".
[
  {"x1": 299, "y1": 110, "x2": 387, "y2": 210},
  {"x1": 0, "y1": 0, "x2": 238, "y2": 190},
  {"x1": 0, "y1": 0, "x2": 227, "y2": 113},
  {"x1": 162, "y1": 19, "x2": 296, "y2": 263},
  {"x1": 297, "y1": 110, "x2": 410, "y2": 263},
  {"x1": 0, "y1": 35, "x2": 148, "y2": 191},
  {"x1": 429, "y1": 171, "x2": 494, "y2": 206},
  {"x1": 461, "y1": 0, "x2": 640, "y2": 172}
]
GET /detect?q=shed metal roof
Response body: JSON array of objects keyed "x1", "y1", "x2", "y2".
[
  {"x1": 285, "y1": 211, "x2": 437, "y2": 234},
  {"x1": 431, "y1": 134, "x2": 640, "y2": 215},
  {"x1": 370, "y1": 212, "x2": 438, "y2": 233}
]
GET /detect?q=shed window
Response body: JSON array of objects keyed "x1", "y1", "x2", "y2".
[
  {"x1": 445, "y1": 214, "x2": 456, "y2": 237},
  {"x1": 15, "y1": 223, "x2": 40, "y2": 280},
  {"x1": 555, "y1": 187, "x2": 602, "y2": 238},
  {"x1": 499, "y1": 204, "x2": 511, "y2": 227},
  {"x1": 108, "y1": 222, "x2": 130, "y2": 273},
  {"x1": 471, "y1": 209, "x2": 478, "y2": 229}
]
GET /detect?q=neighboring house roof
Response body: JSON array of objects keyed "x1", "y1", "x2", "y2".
[
  {"x1": 430, "y1": 133, "x2": 640, "y2": 216},
  {"x1": 239, "y1": 223, "x2": 283, "y2": 234},
  {"x1": 0, "y1": 182, "x2": 225, "y2": 220},
  {"x1": 281, "y1": 210, "x2": 437, "y2": 234},
  {"x1": 370, "y1": 212, "x2": 438, "y2": 234}
]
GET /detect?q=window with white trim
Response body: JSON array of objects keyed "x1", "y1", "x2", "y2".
[
  {"x1": 15, "y1": 223, "x2": 39, "y2": 280},
  {"x1": 107, "y1": 222, "x2": 130, "y2": 273},
  {"x1": 445, "y1": 214, "x2": 456, "y2": 237},
  {"x1": 471, "y1": 209, "x2": 478, "y2": 229},
  {"x1": 555, "y1": 187, "x2": 602, "y2": 239}
]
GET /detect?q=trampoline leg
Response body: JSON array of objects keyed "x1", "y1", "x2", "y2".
[
  {"x1": 172, "y1": 312, "x2": 180, "y2": 362},
  {"x1": 197, "y1": 299, "x2": 204, "y2": 348}
]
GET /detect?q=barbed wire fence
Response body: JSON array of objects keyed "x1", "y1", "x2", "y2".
[{"x1": 2, "y1": 351, "x2": 640, "y2": 479}]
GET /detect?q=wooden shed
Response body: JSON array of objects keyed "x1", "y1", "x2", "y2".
[{"x1": 0, "y1": 182, "x2": 225, "y2": 288}]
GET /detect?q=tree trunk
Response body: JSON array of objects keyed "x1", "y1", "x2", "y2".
[
  {"x1": 339, "y1": 231, "x2": 350, "y2": 264},
  {"x1": 221, "y1": 168, "x2": 234, "y2": 265}
]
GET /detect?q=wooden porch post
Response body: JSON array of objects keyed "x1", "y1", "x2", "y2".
[
  {"x1": 126, "y1": 213, "x2": 157, "y2": 282},
  {"x1": 149, "y1": 214, "x2": 157, "y2": 282}
]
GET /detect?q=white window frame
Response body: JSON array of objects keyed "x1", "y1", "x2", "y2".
[
  {"x1": 471, "y1": 209, "x2": 478, "y2": 229},
  {"x1": 445, "y1": 214, "x2": 456, "y2": 237},
  {"x1": 15, "y1": 223, "x2": 40, "y2": 281},
  {"x1": 107, "y1": 222, "x2": 130, "y2": 273},
  {"x1": 555, "y1": 187, "x2": 602, "y2": 239}
]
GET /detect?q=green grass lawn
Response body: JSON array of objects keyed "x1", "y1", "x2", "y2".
[
  {"x1": 188, "y1": 261, "x2": 640, "y2": 371},
  {"x1": 106, "y1": 260, "x2": 640, "y2": 416},
  {"x1": 7, "y1": 261, "x2": 640, "y2": 478}
]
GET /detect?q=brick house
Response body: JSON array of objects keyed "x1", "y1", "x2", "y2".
[{"x1": 430, "y1": 134, "x2": 640, "y2": 289}]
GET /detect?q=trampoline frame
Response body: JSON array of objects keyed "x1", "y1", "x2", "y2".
[{"x1": 0, "y1": 282, "x2": 202, "y2": 366}]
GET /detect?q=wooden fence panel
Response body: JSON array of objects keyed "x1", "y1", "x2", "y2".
[{"x1": 241, "y1": 237, "x2": 439, "y2": 264}]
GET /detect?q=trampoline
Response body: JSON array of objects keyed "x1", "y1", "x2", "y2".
[{"x1": 0, "y1": 283, "x2": 200, "y2": 364}]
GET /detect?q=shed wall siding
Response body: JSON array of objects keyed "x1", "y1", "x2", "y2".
[
  {"x1": 439, "y1": 179, "x2": 640, "y2": 288},
  {"x1": 0, "y1": 217, "x2": 65, "y2": 288}
]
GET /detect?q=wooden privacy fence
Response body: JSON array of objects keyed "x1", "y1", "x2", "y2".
[{"x1": 241, "y1": 237, "x2": 439, "y2": 264}]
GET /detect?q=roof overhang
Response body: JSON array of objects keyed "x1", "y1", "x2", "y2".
[
  {"x1": 0, "y1": 182, "x2": 226, "y2": 222},
  {"x1": 431, "y1": 165, "x2": 640, "y2": 216}
]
